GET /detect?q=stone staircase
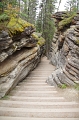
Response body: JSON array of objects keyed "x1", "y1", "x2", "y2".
[{"x1": 0, "y1": 57, "x2": 79, "y2": 120}]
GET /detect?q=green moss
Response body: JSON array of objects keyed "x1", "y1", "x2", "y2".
[
  {"x1": 32, "y1": 33, "x2": 45, "y2": 46},
  {"x1": 38, "y1": 37, "x2": 45, "y2": 46},
  {"x1": 74, "y1": 84, "x2": 79, "y2": 90},
  {"x1": 32, "y1": 33, "x2": 39, "y2": 41},
  {"x1": 0, "y1": 9, "x2": 34, "y2": 36},
  {"x1": 76, "y1": 39, "x2": 79, "y2": 45},
  {"x1": 58, "y1": 84, "x2": 67, "y2": 89},
  {"x1": 0, "y1": 21, "x2": 8, "y2": 31},
  {"x1": 58, "y1": 13, "x2": 76, "y2": 30},
  {"x1": 0, "y1": 13, "x2": 10, "y2": 22},
  {"x1": 7, "y1": 17, "x2": 34, "y2": 36},
  {"x1": 0, "y1": 13, "x2": 10, "y2": 31},
  {"x1": 0, "y1": 95, "x2": 9, "y2": 100}
]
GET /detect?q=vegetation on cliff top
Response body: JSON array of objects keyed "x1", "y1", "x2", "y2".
[
  {"x1": 32, "y1": 33, "x2": 45, "y2": 46},
  {"x1": 58, "y1": 12, "x2": 76, "y2": 30},
  {"x1": 0, "y1": 9, "x2": 34, "y2": 36},
  {"x1": 7, "y1": 17, "x2": 34, "y2": 36},
  {"x1": 0, "y1": 8, "x2": 45, "y2": 46}
]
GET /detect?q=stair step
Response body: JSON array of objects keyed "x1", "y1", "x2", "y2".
[
  {"x1": 9, "y1": 93, "x2": 68, "y2": 97},
  {"x1": 28, "y1": 75, "x2": 50, "y2": 76},
  {"x1": 34, "y1": 69, "x2": 54, "y2": 70},
  {"x1": 0, "y1": 100, "x2": 78, "y2": 109},
  {"x1": 15, "y1": 86, "x2": 56, "y2": 91},
  {"x1": 21, "y1": 80, "x2": 46, "y2": 83},
  {"x1": 18, "y1": 83, "x2": 49, "y2": 86},
  {"x1": 32, "y1": 70, "x2": 53, "y2": 71},
  {"x1": 10, "y1": 90, "x2": 58, "y2": 96},
  {"x1": 0, "y1": 57, "x2": 78, "y2": 118},
  {"x1": 19, "y1": 82, "x2": 48, "y2": 84},
  {"x1": 0, "y1": 117, "x2": 79, "y2": 120},
  {"x1": 1, "y1": 107, "x2": 79, "y2": 112},
  {"x1": 10, "y1": 93, "x2": 65, "y2": 97},
  {"x1": 9, "y1": 96, "x2": 66, "y2": 102},
  {"x1": 31, "y1": 71, "x2": 53, "y2": 73},
  {"x1": 24, "y1": 78, "x2": 47, "y2": 80},
  {"x1": 11, "y1": 90, "x2": 57, "y2": 93},
  {"x1": 0, "y1": 107, "x2": 79, "y2": 117},
  {"x1": 1, "y1": 100, "x2": 78, "y2": 105},
  {"x1": 25, "y1": 77, "x2": 47, "y2": 79},
  {"x1": 32, "y1": 72, "x2": 52, "y2": 74},
  {"x1": 9, "y1": 90, "x2": 60, "y2": 97},
  {"x1": 16, "y1": 85, "x2": 55, "y2": 88}
]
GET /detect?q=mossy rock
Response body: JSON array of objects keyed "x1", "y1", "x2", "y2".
[
  {"x1": 32, "y1": 33, "x2": 39, "y2": 41},
  {"x1": 58, "y1": 14, "x2": 76, "y2": 30},
  {"x1": 32, "y1": 33, "x2": 45, "y2": 46},
  {"x1": 76, "y1": 39, "x2": 79, "y2": 45},
  {"x1": 7, "y1": 17, "x2": 34, "y2": 36},
  {"x1": 0, "y1": 11, "x2": 34, "y2": 36},
  {"x1": 38, "y1": 37, "x2": 45, "y2": 46}
]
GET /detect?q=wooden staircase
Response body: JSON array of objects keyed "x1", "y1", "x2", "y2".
[{"x1": 0, "y1": 57, "x2": 79, "y2": 120}]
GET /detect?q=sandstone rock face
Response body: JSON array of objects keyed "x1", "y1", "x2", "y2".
[
  {"x1": 47, "y1": 12, "x2": 79, "y2": 87},
  {"x1": 0, "y1": 26, "x2": 45, "y2": 98}
]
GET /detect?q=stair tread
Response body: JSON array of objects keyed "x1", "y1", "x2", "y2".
[
  {"x1": 0, "y1": 117, "x2": 79, "y2": 120},
  {"x1": 0, "y1": 107, "x2": 79, "y2": 112},
  {"x1": 0, "y1": 100, "x2": 78, "y2": 105},
  {"x1": 0, "y1": 57, "x2": 79, "y2": 118}
]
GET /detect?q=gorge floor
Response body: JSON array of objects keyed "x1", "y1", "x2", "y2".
[{"x1": 0, "y1": 57, "x2": 79, "y2": 120}]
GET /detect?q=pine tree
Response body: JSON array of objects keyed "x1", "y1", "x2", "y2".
[
  {"x1": 36, "y1": 1, "x2": 44, "y2": 33},
  {"x1": 20, "y1": 0, "x2": 38, "y2": 24},
  {"x1": 65, "y1": 0, "x2": 79, "y2": 12},
  {"x1": 37, "y1": 0, "x2": 56, "y2": 58},
  {"x1": 20, "y1": 0, "x2": 28, "y2": 20},
  {"x1": 0, "y1": 0, "x2": 5, "y2": 12},
  {"x1": 27, "y1": 0, "x2": 38, "y2": 24},
  {"x1": 36, "y1": 12, "x2": 43, "y2": 32}
]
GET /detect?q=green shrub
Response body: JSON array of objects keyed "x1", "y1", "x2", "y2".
[
  {"x1": 74, "y1": 84, "x2": 79, "y2": 90},
  {"x1": 32, "y1": 33, "x2": 45, "y2": 46},
  {"x1": 0, "y1": 13, "x2": 10, "y2": 22},
  {"x1": 58, "y1": 84, "x2": 67, "y2": 89}
]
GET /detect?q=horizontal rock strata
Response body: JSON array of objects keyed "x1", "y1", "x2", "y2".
[
  {"x1": 0, "y1": 25, "x2": 45, "y2": 98},
  {"x1": 47, "y1": 12, "x2": 79, "y2": 87}
]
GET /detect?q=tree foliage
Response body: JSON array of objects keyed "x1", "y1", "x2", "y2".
[
  {"x1": 0, "y1": 0, "x2": 57, "y2": 57},
  {"x1": 36, "y1": 0, "x2": 56, "y2": 57},
  {"x1": 65, "y1": 0, "x2": 79, "y2": 12}
]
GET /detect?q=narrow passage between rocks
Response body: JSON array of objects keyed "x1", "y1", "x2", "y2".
[{"x1": 0, "y1": 57, "x2": 79, "y2": 119}]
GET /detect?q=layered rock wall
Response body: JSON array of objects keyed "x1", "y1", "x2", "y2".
[
  {"x1": 0, "y1": 25, "x2": 45, "y2": 98},
  {"x1": 47, "y1": 12, "x2": 79, "y2": 87}
]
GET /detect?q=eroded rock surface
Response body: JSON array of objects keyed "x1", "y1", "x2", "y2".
[
  {"x1": 47, "y1": 12, "x2": 79, "y2": 87},
  {"x1": 0, "y1": 24, "x2": 45, "y2": 98}
]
